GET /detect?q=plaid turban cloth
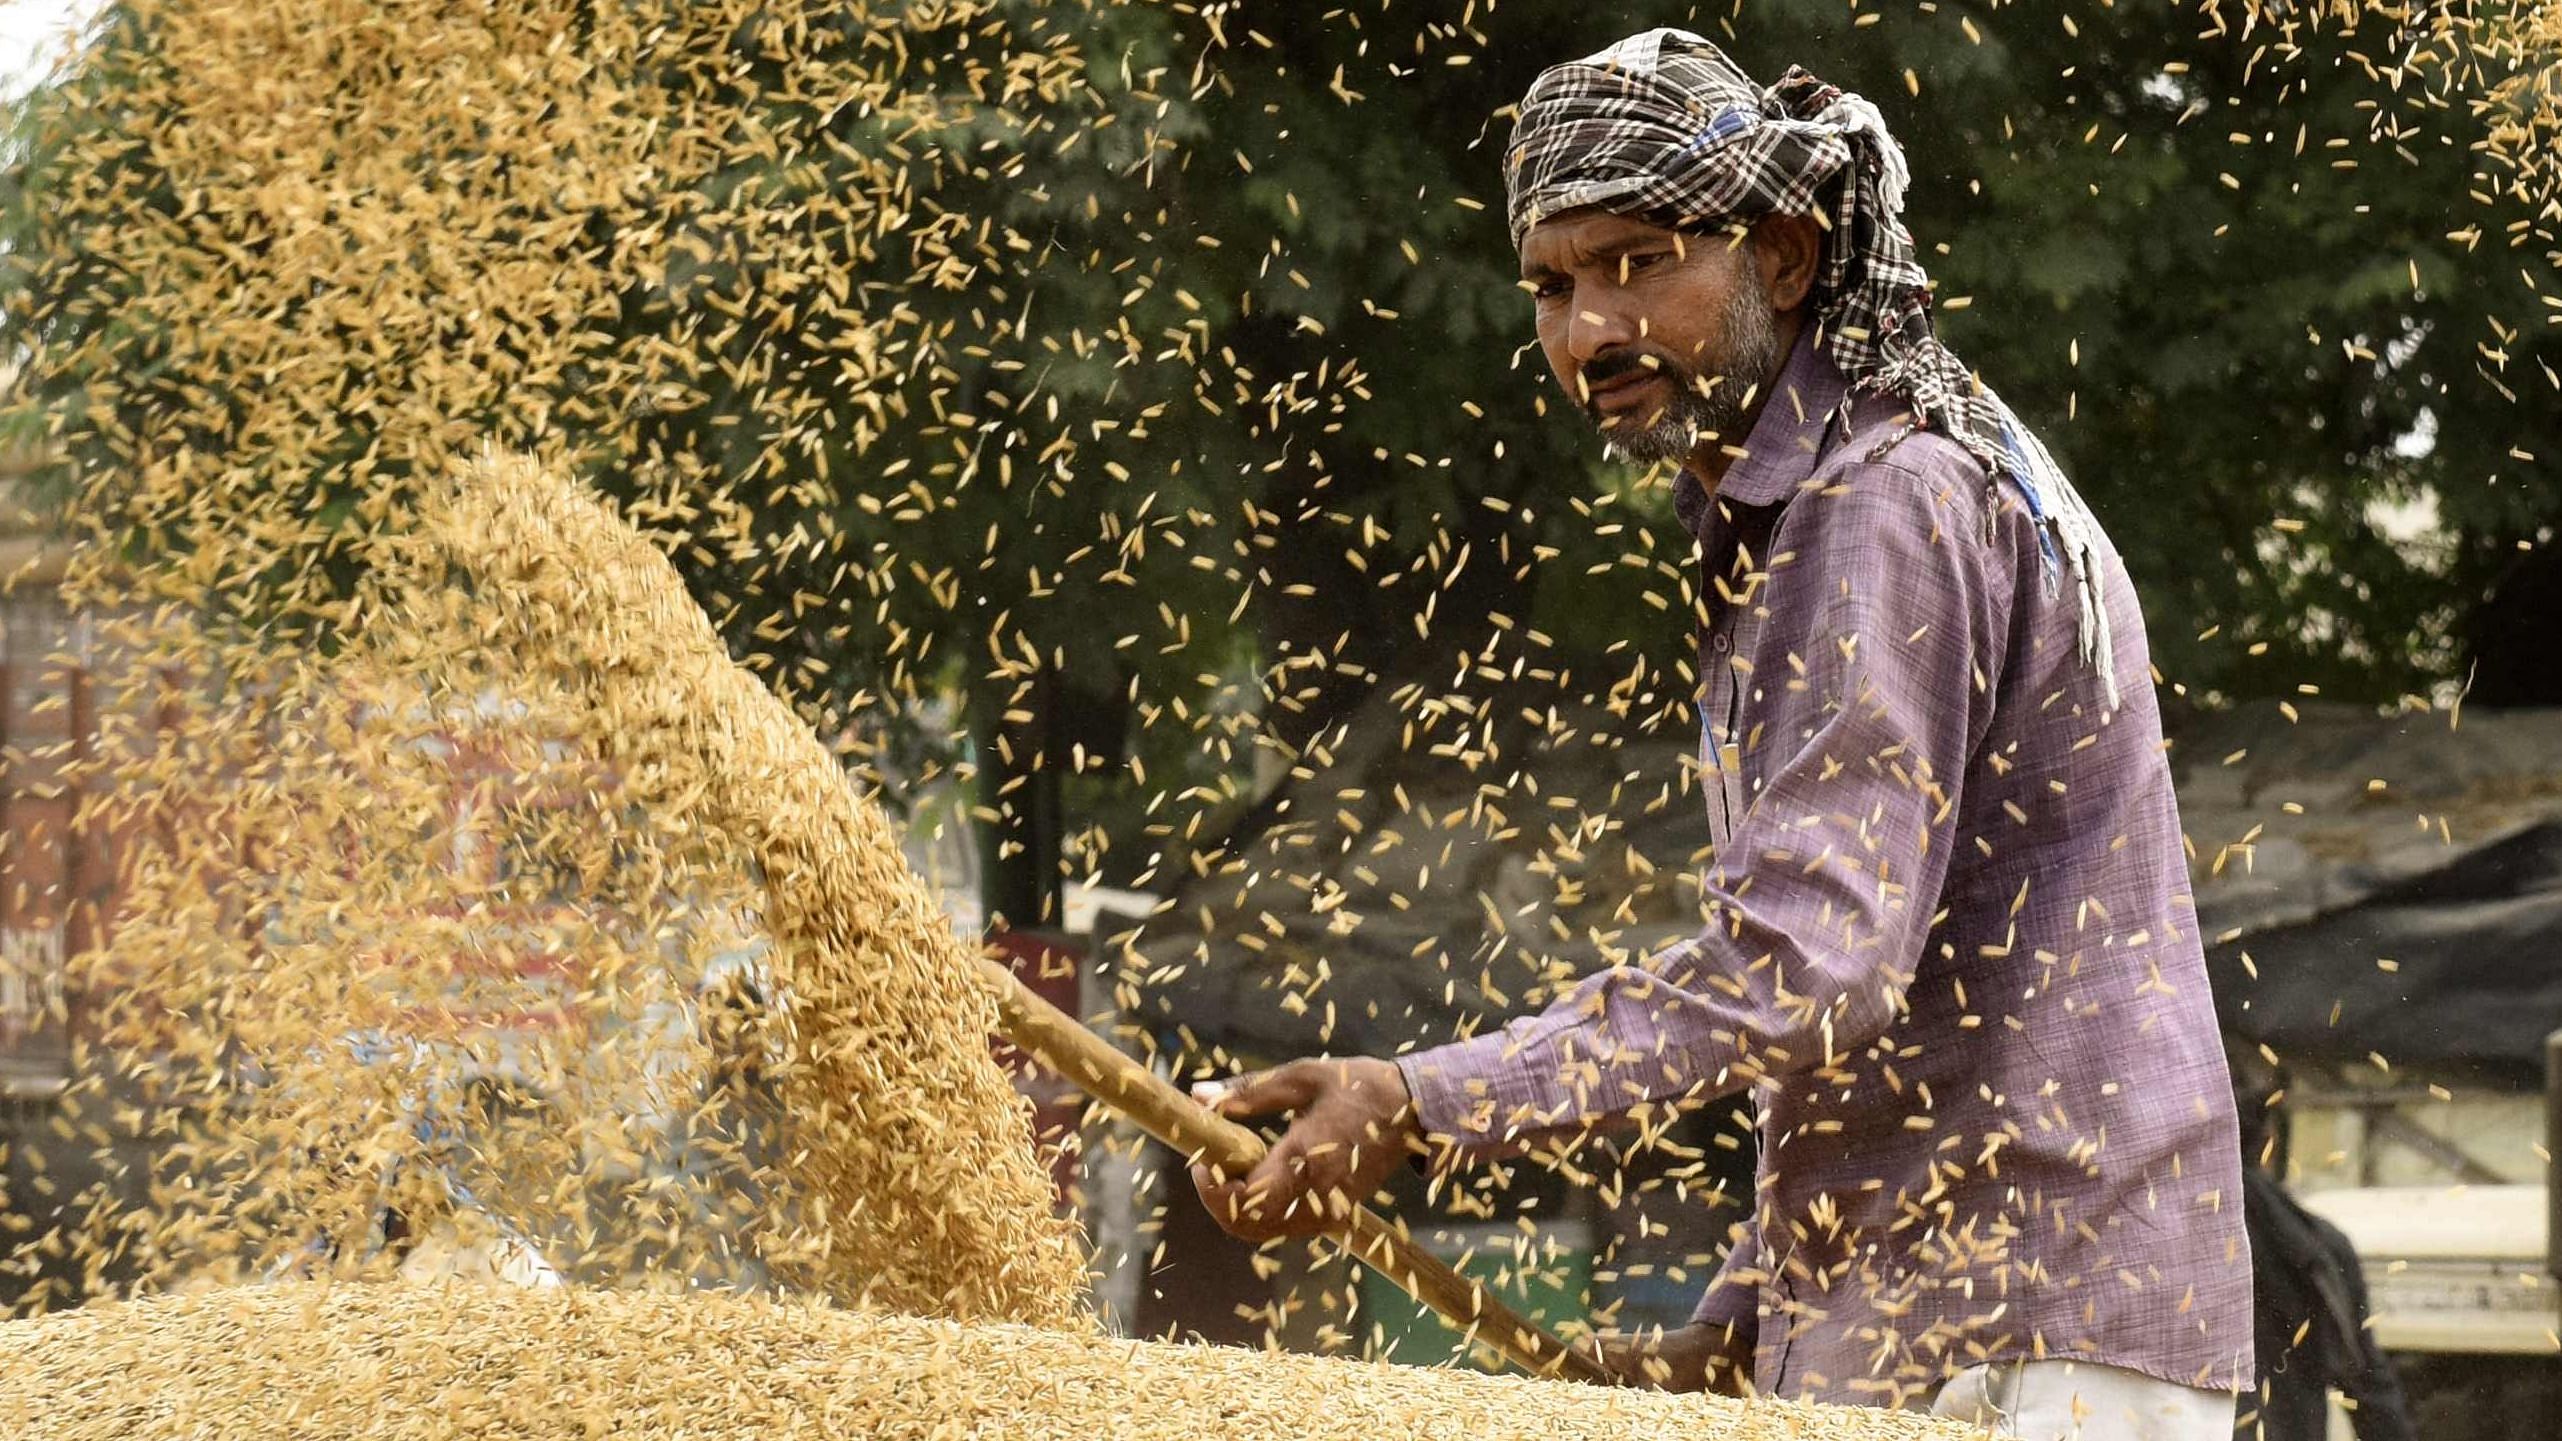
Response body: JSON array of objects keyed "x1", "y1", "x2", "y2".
[{"x1": 1504, "y1": 28, "x2": 2121, "y2": 706}]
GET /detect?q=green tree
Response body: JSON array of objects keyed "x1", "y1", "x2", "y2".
[
  {"x1": 1139, "y1": 0, "x2": 2559, "y2": 715},
  {"x1": 7, "y1": 0, "x2": 2552, "y2": 929}
]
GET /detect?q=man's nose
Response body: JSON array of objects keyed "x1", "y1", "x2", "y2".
[{"x1": 1565, "y1": 293, "x2": 1637, "y2": 367}]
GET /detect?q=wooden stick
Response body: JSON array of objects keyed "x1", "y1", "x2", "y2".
[{"x1": 977, "y1": 956, "x2": 1616, "y2": 1386}]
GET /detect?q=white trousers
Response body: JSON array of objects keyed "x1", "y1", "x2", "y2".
[{"x1": 1929, "y1": 1360, "x2": 2238, "y2": 1441}]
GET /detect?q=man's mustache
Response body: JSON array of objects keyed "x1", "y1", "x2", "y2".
[{"x1": 1579, "y1": 349, "x2": 1709, "y2": 401}]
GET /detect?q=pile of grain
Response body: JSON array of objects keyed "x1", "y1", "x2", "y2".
[
  {"x1": 0, "y1": 1283, "x2": 1977, "y2": 1440},
  {"x1": 402, "y1": 451, "x2": 1087, "y2": 1325}
]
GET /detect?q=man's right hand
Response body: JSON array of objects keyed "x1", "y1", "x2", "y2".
[
  {"x1": 1187, "y1": 1056, "x2": 1423, "y2": 1242},
  {"x1": 1596, "y1": 1321, "x2": 1753, "y2": 1395}
]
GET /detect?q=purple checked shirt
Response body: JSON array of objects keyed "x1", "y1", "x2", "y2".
[{"x1": 1397, "y1": 332, "x2": 2253, "y2": 1406}]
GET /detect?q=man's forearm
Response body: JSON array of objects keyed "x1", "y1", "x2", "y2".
[{"x1": 1391, "y1": 927, "x2": 1854, "y2": 1165}]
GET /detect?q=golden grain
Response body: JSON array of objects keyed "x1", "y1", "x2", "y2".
[
  {"x1": 410, "y1": 452, "x2": 1086, "y2": 1324},
  {"x1": 0, "y1": 1284, "x2": 1981, "y2": 1441}
]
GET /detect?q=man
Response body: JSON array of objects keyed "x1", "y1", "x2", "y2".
[{"x1": 1191, "y1": 29, "x2": 2253, "y2": 1438}]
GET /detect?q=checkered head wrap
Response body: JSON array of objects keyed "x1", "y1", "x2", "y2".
[{"x1": 1504, "y1": 28, "x2": 2121, "y2": 707}]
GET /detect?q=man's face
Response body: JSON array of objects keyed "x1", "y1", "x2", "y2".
[{"x1": 1519, "y1": 209, "x2": 1784, "y2": 464}]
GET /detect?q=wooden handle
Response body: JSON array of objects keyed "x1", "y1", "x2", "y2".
[{"x1": 977, "y1": 956, "x2": 1614, "y2": 1386}]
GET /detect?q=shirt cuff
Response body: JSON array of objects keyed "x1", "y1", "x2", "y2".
[{"x1": 1394, "y1": 1030, "x2": 1521, "y2": 1157}]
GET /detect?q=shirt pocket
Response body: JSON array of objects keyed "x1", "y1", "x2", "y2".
[{"x1": 1698, "y1": 699, "x2": 1747, "y2": 849}]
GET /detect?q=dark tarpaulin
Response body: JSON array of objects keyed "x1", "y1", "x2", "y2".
[{"x1": 2208, "y1": 821, "x2": 2562, "y2": 1074}]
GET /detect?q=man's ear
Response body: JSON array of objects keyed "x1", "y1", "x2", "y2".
[{"x1": 1751, "y1": 214, "x2": 1823, "y2": 312}]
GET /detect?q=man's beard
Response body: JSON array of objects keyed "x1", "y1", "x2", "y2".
[{"x1": 1588, "y1": 267, "x2": 1784, "y2": 464}]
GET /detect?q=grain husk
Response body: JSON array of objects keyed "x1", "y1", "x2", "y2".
[{"x1": 0, "y1": 1283, "x2": 1984, "y2": 1440}]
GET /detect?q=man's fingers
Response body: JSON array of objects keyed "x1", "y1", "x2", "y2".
[
  {"x1": 1592, "y1": 1332, "x2": 1645, "y2": 1389},
  {"x1": 1591, "y1": 1326, "x2": 1700, "y2": 1392},
  {"x1": 1243, "y1": 1130, "x2": 1355, "y2": 1237},
  {"x1": 1192, "y1": 1156, "x2": 1326, "y2": 1240},
  {"x1": 1191, "y1": 1060, "x2": 1321, "y2": 1121},
  {"x1": 1191, "y1": 1158, "x2": 1281, "y2": 1231},
  {"x1": 1189, "y1": 1163, "x2": 1251, "y2": 1226},
  {"x1": 1241, "y1": 1129, "x2": 1311, "y2": 1213}
]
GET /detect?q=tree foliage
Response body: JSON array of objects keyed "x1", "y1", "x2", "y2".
[{"x1": 4, "y1": 0, "x2": 2554, "y2": 919}]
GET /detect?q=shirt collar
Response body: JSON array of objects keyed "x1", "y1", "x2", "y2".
[{"x1": 1672, "y1": 324, "x2": 1849, "y2": 539}]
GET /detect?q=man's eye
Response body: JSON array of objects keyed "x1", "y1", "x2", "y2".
[
  {"x1": 1621, "y1": 251, "x2": 1670, "y2": 276},
  {"x1": 1530, "y1": 278, "x2": 1568, "y2": 301}
]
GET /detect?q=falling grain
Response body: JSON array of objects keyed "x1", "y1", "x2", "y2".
[{"x1": 408, "y1": 452, "x2": 1088, "y2": 1325}]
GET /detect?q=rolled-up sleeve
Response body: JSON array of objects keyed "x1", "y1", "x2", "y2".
[{"x1": 1395, "y1": 458, "x2": 2003, "y2": 1156}]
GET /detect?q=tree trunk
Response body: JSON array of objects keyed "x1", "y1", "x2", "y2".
[
  {"x1": 2464, "y1": 541, "x2": 2562, "y2": 708},
  {"x1": 973, "y1": 671, "x2": 1064, "y2": 931}
]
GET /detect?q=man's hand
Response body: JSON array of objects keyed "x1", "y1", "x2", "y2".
[
  {"x1": 1595, "y1": 1321, "x2": 1753, "y2": 1395},
  {"x1": 1188, "y1": 1056, "x2": 1422, "y2": 1241}
]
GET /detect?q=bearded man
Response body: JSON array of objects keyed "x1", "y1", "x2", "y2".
[{"x1": 1190, "y1": 29, "x2": 2253, "y2": 1439}]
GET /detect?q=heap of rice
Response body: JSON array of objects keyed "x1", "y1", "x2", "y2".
[
  {"x1": 0, "y1": 1283, "x2": 1979, "y2": 1440},
  {"x1": 395, "y1": 452, "x2": 1090, "y2": 1325}
]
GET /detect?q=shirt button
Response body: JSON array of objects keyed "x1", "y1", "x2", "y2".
[{"x1": 1711, "y1": 633, "x2": 1733, "y2": 655}]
